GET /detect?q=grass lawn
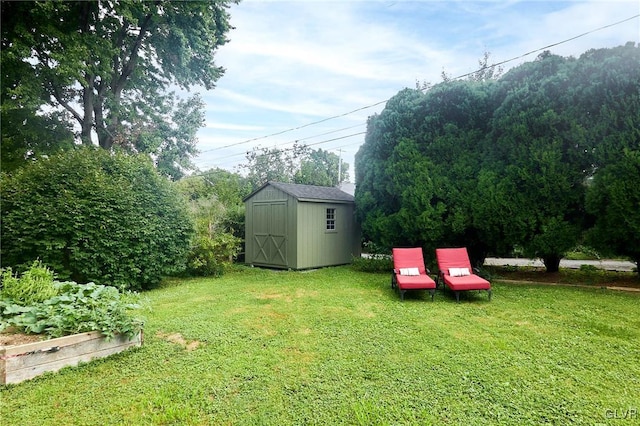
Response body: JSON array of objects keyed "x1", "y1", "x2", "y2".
[{"x1": 1, "y1": 266, "x2": 639, "y2": 425}]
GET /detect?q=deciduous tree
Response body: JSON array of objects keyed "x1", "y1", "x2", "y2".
[
  {"x1": 242, "y1": 144, "x2": 349, "y2": 189},
  {"x1": 1, "y1": 0, "x2": 236, "y2": 178},
  {"x1": 294, "y1": 148, "x2": 349, "y2": 186}
]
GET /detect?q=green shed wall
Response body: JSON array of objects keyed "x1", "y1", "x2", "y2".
[
  {"x1": 244, "y1": 186, "x2": 298, "y2": 268},
  {"x1": 244, "y1": 184, "x2": 360, "y2": 270},
  {"x1": 295, "y1": 202, "x2": 359, "y2": 269}
]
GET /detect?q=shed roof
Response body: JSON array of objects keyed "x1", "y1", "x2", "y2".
[{"x1": 244, "y1": 181, "x2": 354, "y2": 203}]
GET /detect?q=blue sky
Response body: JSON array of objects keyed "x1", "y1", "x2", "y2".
[{"x1": 191, "y1": 0, "x2": 640, "y2": 180}]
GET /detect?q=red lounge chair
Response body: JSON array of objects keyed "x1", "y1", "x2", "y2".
[
  {"x1": 391, "y1": 248, "x2": 436, "y2": 301},
  {"x1": 435, "y1": 247, "x2": 492, "y2": 302}
]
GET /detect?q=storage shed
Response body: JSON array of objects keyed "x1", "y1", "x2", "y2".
[{"x1": 244, "y1": 181, "x2": 361, "y2": 269}]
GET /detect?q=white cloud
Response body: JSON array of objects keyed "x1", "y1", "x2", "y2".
[
  {"x1": 194, "y1": 0, "x2": 640, "y2": 176},
  {"x1": 204, "y1": 122, "x2": 266, "y2": 131}
]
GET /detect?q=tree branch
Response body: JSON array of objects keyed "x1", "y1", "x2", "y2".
[
  {"x1": 113, "y1": 11, "x2": 155, "y2": 98},
  {"x1": 49, "y1": 82, "x2": 82, "y2": 124}
]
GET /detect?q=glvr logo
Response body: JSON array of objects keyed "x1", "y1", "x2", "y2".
[{"x1": 605, "y1": 407, "x2": 638, "y2": 419}]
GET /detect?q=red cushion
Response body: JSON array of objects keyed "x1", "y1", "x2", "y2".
[
  {"x1": 436, "y1": 247, "x2": 491, "y2": 292},
  {"x1": 444, "y1": 274, "x2": 491, "y2": 291},
  {"x1": 393, "y1": 247, "x2": 436, "y2": 290},
  {"x1": 436, "y1": 247, "x2": 472, "y2": 275},
  {"x1": 392, "y1": 248, "x2": 427, "y2": 275},
  {"x1": 396, "y1": 274, "x2": 436, "y2": 290}
]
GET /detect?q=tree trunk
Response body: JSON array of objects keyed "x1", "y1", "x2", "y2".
[
  {"x1": 543, "y1": 254, "x2": 561, "y2": 273},
  {"x1": 94, "y1": 98, "x2": 112, "y2": 150},
  {"x1": 80, "y1": 81, "x2": 95, "y2": 146},
  {"x1": 79, "y1": 3, "x2": 95, "y2": 146}
]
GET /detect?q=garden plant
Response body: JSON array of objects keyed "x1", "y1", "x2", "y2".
[{"x1": 0, "y1": 262, "x2": 143, "y2": 340}]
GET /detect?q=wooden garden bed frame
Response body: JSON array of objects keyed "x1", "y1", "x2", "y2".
[{"x1": 1, "y1": 330, "x2": 142, "y2": 385}]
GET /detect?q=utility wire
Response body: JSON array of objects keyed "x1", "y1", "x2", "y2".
[
  {"x1": 200, "y1": 14, "x2": 639, "y2": 167},
  {"x1": 447, "y1": 14, "x2": 640, "y2": 84},
  {"x1": 295, "y1": 123, "x2": 365, "y2": 142},
  {"x1": 200, "y1": 14, "x2": 638, "y2": 155},
  {"x1": 200, "y1": 123, "x2": 365, "y2": 154},
  {"x1": 304, "y1": 131, "x2": 366, "y2": 148},
  {"x1": 201, "y1": 113, "x2": 373, "y2": 153},
  {"x1": 202, "y1": 131, "x2": 367, "y2": 165}
]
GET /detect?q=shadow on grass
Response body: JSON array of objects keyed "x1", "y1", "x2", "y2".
[{"x1": 387, "y1": 285, "x2": 491, "y2": 304}]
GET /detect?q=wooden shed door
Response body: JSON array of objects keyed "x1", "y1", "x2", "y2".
[{"x1": 252, "y1": 202, "x2": 287, "y2": 266}]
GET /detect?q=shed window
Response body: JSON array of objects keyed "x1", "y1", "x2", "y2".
[{"x1": 326, "y1": 208, "x2": 336, "y2": 230}]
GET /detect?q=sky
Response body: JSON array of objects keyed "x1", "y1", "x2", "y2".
[{"x1": 190, "y1": 0, "x2": 640, "y2": 180}]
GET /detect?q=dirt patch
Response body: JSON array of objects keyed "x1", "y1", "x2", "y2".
[
  {"x1": 294, "y1": 288, "x2": 319, "y2": 298},
  {"x1": 156, "y1": 331, "x2": 202, "y2": 351},
  {"x1": 258, "y1": 293, "x2": 286, "y2": 300},
  {"x1": 256, "y1": 289, "x2": 318, "y2": 302},
  {"x1": 499, "y1": 279, "x2": 640, "y2": 292},
  {"x1": 0, "y1": 330, "x2": 47, "y2": 347},
  {"x1": 488, "y1": 266, "x2": 640, "y2": 290}
]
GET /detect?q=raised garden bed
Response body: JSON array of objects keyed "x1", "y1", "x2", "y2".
[{"x1": 1, "y1": 330, "x2": 142, "y2": 385}]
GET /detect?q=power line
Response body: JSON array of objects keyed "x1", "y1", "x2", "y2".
[
  {"x1": 448, "y1": 14, "x2": 640, "y2": 83},
  {"x1": 201, "y1": 131, "x2": 367, "y2": 167},
  {"x1": 200, "y1": 123, "x2": 365, "y2": 154},
  {"x1": 200, "y1": 14, "x2": 638, "y2": 155},
  {"x1": 199, "y1": 123, "x2": 366, "y2": 166},
  {"x1": 294, "y1": 123, "x2": 365, "y2": 143},
  {"x1": 200, "y1": 115, "x2": 371, "y2": 154},
  {"x1": 199, "y1": 14, "x2": 639, "y2": 168},
  {"x1": 304, "y1": 132, "x2": 366, "y2": 148}
]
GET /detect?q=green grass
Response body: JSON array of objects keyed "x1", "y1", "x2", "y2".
[{"x1": 2, "y1": 266, "x2": 639, "y2": 425}]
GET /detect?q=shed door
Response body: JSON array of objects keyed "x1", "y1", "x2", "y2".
[{"x1": 252, "y1": 202, "x2": 287, "y2": 266}]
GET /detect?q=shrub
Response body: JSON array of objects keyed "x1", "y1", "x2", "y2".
[
  {"x1": 578, "y1": 264, "x2": 599, "y2": 273},
  {"x1": 565, "y1": 245, "x2": 601, "y2": 261},
  {"x1": 473, "y1": 266, "x2": 494, "y2": 281},
  {"x1": 0, "y1": 148, "x2": 194, "y2": 290},
  {"x1": 174, "y1": 172, "x2": 248, "y2": 275},
  {"x1": 351, "y1": 255, "x2": 393, "y2": 273},
  {"x1": 0, "y1": 260, "x2": 58, "y2": 305},
  {"x1": 186, "y1": 233, "x2": 242, "y2": 277}
]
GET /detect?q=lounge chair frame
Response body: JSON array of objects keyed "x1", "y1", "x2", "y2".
[
  {"x1": 436, "y1": 247, "x2": 492, "y2": 302},
  {"x1": 391, "y1": 248, "x2": 436, "y2": 301}
]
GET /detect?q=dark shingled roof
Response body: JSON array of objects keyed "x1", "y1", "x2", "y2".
[{"x1": 246, "y1": 181, "x2": 354, "y2": 203}]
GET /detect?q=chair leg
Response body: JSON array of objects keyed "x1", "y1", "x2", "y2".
[
  {"x1": 455, "y1": 291, "x2": 460, "y2": 303},
  {"x1": 488, "y1": 289, "x2": 492, "y2": 301},
  {"x1": 400, "y1": 290, "x2": 406, "y2": 301},
  {"x1": 430, "y1": 289, "x2": 435, "y2": 302}
]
